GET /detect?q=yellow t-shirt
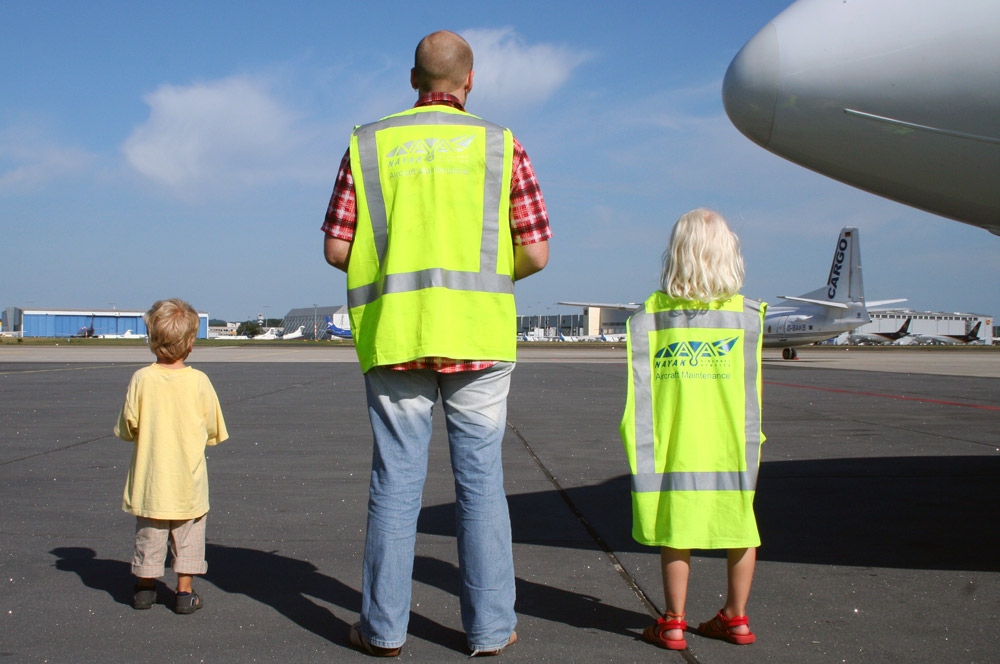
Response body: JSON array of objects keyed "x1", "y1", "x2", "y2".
[{"x1": 114, "y1": 363, "x2": 228, "y2": 519}]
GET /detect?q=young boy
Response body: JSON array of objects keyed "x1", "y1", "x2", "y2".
[{"x1": 114, "y1": 298, "x2": 228, "y2": 614}]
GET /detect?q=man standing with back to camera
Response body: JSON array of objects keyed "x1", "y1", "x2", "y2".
[{"x1": 322, "y1": 30, "x2": 551, "y2": 657}]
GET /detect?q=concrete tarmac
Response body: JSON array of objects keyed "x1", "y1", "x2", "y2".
[{"x1": 1, "y1": 345, "x2": 997, "y2": 663}]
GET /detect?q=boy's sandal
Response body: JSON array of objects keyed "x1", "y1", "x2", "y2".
[
  {"x1": 642, "y1": 613, "x2": 687, "y2": 650},
  {"x1": 174, "y1": 591, "x2": 203, "y2": 615},
  {"x1": 131, "y1": 583, "x2": 157, "y2": 610},
  {"x1": 697, "y1": 610, "x2": 755, "y2": 645},
  {"x1": 470, "y1": 631, "x2": 517, "y2": 657},
  {"x1": 349, "y1": 622, "x2": 401, "y2": 657}
]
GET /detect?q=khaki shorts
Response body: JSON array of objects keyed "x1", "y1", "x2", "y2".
[{"x1": 132, "y1": 514, "x2": 208, "y2": 578}]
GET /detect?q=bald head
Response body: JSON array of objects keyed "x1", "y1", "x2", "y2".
[{"x1": 412, "y1": 31, "x2": 474, "y2": 95}]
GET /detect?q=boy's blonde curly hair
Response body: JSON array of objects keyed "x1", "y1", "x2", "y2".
[{"x1": 145, "y1": 298, "x2": 200, "y2": 362}]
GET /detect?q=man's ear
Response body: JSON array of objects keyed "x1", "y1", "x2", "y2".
[{"x1": 411, "y1": 67, "x2": 419, "y2": 91}]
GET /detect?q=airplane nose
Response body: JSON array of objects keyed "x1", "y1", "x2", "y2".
[{"x1": 723, "y1": 23, "x2": 779, "y2": 147}]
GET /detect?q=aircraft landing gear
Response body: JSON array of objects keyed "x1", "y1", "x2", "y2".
[{"x1": 782, "y1": 347, "x2": 798, "y2": 360}]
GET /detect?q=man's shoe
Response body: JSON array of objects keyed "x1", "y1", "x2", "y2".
[
  {"x1": 349, "y1": 622, "x2": 401, "y2": 657},
  {"x1": 471, "y1": 631, "x2": 517, "y2": 656}
]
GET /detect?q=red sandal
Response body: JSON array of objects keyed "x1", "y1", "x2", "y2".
[
  {"x1": 697, "y1": 610, "x2": 755, "y2": 645},
  {"x1": 642, "y1": 613, "x2": 687, "y2": 650}
]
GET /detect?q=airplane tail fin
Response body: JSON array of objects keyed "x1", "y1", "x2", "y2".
[
  {"x1": 799, "y1": 226, "x2": 863, "y2": 304},
  {"x1": 969, "y1": 321, "x2": 981, "y2": 336}
]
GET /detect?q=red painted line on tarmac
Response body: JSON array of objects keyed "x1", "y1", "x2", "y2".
[{"x1": 764, "y1": 381, "x2": 1000, "y2": 411}]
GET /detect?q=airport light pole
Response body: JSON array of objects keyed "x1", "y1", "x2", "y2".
[{"x1": 313, "y1": 304, "x2": 318, "y2": 342}]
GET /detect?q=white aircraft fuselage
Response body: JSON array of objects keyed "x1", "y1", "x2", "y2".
[
  {"x1": 724, "y1": 0, "x2": 1000, "y2": 235},
  {"x1": 762, "y1": 301, "x2": 868, "y2": 349},
  {"x1": 761, "y1": 226, "x2": 896, "y2": 357}
]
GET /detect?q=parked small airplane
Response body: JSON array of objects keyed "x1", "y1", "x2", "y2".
[
  {"x1": 560, "y1": 228, "x2": 904, "y2": 359},
  {"x1": 97, "y1": 329, "x2": 147, "y2": 340},
  {"x1": 254, "y1": 327, "x2": 281, "y2": 340},
  {"x1": 325, "y1": 316, "x2": 352, "y2": 340},
  {"x1": 723, "y1": 0, "x2": 1000, "y2": 236},
  {"x1": 281, "y1": 325, "x2": 305, "y2": 340},
  {"x1": 554, "y1": 331, "x2": 627, "y2": 343}
]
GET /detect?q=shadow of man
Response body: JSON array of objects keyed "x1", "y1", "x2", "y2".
[
  {"x1": 203, "y1": 544, "x2": 351, "y2": 643},
  {"x1": 203, "y1": 544, "x2": 466, "y2": 652}
]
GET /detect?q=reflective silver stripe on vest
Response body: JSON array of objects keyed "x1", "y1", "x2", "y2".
[
  {"x1": 632, "y1": 471, "x2": 750, "y2": 492},
  {"x1": 628, "y1": 299, "x2": 762, "y2": 493},
  {"x1": 350, "y1": 111, "x2": 510, "y2": 307},
  {"x1": 347, "y1": 269, "x2": 515, "y2": 309}
]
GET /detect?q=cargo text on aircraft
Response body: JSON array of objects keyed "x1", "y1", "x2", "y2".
[{"x1": 827, "y1": 237, "x2": 848, "y2": 299}]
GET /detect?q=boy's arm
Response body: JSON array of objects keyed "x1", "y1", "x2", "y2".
[
  {"x1": 204, "y1": 378, "x2": 229, "y2": 446},
  {"x1": 113, "y1": 400, "x2": 137, "y2": 441},
  {"x1": 113, "y1": 378, "x2": 138, "y2": 442}
]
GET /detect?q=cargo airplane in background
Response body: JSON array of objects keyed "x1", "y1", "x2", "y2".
[
  {"x1": 560, "y1": 227, "x2": 905, "y2": 360},
  {"x1": 909, "y1": 321, "x2": 985, "y2": 346},
  {"x1": 848, "y1": 318, "x2": 911, "y2": 345},
  {"x1": 723, "y1": 0, "x2": 1000, "y2": 236}
]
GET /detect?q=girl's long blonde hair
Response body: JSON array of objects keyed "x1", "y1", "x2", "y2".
[{"x1": 660, "y1": 209, "x2": 745, "y2": 302}]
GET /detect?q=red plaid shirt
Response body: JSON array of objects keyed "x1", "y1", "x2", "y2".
[{"x1": 323, "y1": 93, "x2": 551, "y2": 373}]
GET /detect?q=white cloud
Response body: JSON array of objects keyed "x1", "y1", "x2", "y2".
[
  {"x1": 461, "y1": 28, "x2": 589, "y2": 112},
  {"x1": 0, "y1": 125, "x2": 93, "y2": 194},
  {"x1": 123, "y1": 75, "x2": 314, "y2": 196}
]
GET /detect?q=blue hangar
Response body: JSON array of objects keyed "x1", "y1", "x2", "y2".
[{"x1": 2, "y1": 307, "x2": 209, "y2": 339}]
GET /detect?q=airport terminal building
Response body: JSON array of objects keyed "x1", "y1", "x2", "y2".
[
  {"x1": 1, "y1": 307, "x2": 209, "y2": 339},
  {"x1": 518, "y1": 307, "x2": 630, "y2": 337}
]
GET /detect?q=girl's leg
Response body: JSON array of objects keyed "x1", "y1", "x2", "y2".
[
  {"x1": 661, "y1": 547, "x2": 691, "y2": 639},
  {"x1": 722, "y1": 547, "x2": 756, "y2": 635}
]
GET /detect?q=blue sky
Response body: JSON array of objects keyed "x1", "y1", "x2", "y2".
[{"x1": 2, "y1": 0, "x2": 996, "y2": 322}]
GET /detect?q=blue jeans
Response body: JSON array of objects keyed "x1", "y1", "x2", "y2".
[{"x1": 360, "y1": 362, "x2": 516, "y2": 652}]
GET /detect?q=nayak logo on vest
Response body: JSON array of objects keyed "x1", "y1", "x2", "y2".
[
  {"x1": 385, "y1": 136, "x2": 475, "y2": 178},
  {"x1": 653, "y1": 337, "x2": 738, "y2": 380}
]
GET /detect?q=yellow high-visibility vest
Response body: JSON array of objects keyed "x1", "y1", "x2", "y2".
[
  {"x1": 346, "y1": 105, "x2": 516, "y2": 372},
  {"x1": 620, "y1": 291, "x2": 766, "y2": 548}
]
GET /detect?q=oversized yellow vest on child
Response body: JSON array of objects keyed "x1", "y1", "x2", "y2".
[
  {"x1": 347, "y1": 105, "x2": 517, "y2": 372},
  {"x1": 621, "y1": 292, "x2": 766, "y2": 549}
]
